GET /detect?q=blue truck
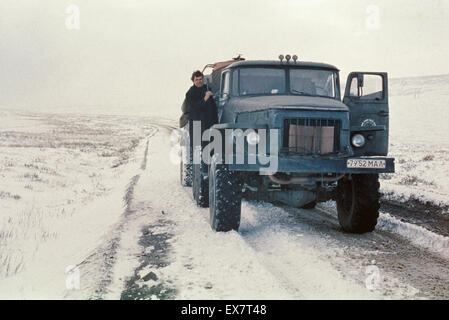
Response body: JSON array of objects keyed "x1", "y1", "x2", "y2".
[{"x1": 180, "y1": 55, "x2": 394, "y2": 234}]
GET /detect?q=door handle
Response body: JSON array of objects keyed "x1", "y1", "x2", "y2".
[{"x1": 378, "y1": 110, "x2": 389, "y2": 117}]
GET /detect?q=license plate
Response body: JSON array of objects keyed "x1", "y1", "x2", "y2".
[{"x1": 347, "y1": 159, "x2": 386, "y2": 169}]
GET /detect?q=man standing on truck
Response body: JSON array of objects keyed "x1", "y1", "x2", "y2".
[{"x1": 180, "y1": 70, "x2": 218, "y2": 149}]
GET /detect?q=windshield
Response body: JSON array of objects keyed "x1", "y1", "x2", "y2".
[
  {"x1": 239, "y1": 68, "x2": 286, "y2": 95},
  {"x1": 235, "y1": 67, "x2": 337, "y2": 98},
  {"x1": 290, "y1": 69, "x2": 336, "y2": 98}
]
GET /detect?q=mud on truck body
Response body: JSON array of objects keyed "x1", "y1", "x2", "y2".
[{"x1": 180, "y1": 55, "x2": 394, "y2": 234}]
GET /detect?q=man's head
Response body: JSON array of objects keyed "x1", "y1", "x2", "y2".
[{"x1": 191, "y1": 70, "x2": 204, "y2": 88}]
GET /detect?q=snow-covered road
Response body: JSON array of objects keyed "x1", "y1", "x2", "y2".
[{"x1": 76, "y1": 123, "x2": 448, "y2": 300}]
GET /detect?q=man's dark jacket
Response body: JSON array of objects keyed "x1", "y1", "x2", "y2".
[{"x1": 179, "y1": 85, "x2": 218, "y2": 130}]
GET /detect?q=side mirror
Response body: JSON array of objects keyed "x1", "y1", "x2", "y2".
[{"x1": 203, "y1": 75, "x2": 211, "y2": 86}]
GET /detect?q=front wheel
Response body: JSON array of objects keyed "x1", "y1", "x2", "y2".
[
  {"x1": 336, "y1": 174, "x2": 380, "y2": 233},
  {"x1": 209, "y1": 160, "x2": 242, "y2": 232}
]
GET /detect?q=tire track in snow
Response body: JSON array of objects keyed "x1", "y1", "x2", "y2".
[
  {"x1": 65, "y1": 126, "x2": 157, "y2": 299},
  {"x1": 239, "y1": 200, "x2": 449, "y2": 299},
  {"x1": 380, "y1": 198, "x2": 449, "y2": 237},
  {"x1": 119, "y1": 124, "x2": 180, "y2": 300}
]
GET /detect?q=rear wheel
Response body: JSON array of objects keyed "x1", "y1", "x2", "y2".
[
  {"x1": 209, "y1": 160, "x2": 242, "y2": 232},
  {"x1": 180, "y1": 147, "x2": 192, "y2": 187},
  {"x1": 336, "y1": 174, "x2": 380, "y2": 233},
  {"x1": 192, "y1": 149, "x2": 209, "y2": 207}
]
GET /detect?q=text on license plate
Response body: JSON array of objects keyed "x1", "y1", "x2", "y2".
[{"x1": 347, "y1": 159, "x2": 386, "y2": 169}]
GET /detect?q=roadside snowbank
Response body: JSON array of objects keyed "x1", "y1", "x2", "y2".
[{"x1": 377, "y1": 212, "x2": 449, "y2": 260}]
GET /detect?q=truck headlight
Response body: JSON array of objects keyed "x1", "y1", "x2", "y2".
[
  {"x1": 246, "y1": 132, "x2": 260, "y2": 145},
  {"x1": 351, "y1": 134, "x2": 366, "y2": 148}
]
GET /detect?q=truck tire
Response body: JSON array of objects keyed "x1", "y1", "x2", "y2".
[
  {"x1": 192, "y1": 159, "x2": 209, "y2": 208},
  {"x1": 180, "y1": 148, "x2": 192, "y2": 187},
  {"x1": 336, "y1": 174, "x2": 380, "y2": 233},
  {"x1": 209, "y1": 160, "x2": 242, "y2": 232}
]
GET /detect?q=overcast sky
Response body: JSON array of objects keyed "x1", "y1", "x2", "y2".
[{"x1": 0, "y1": 0, "x2": 448, "y2": 117}]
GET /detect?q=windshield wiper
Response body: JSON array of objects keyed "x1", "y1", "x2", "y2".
[
  {"x1": 290, "y1": 89, "x2": 333, "y2": 99},
  {"x1": 290, "y1": 89, "x2": 314, "y2": 96}
]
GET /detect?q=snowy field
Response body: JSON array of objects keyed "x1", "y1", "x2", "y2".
[
  {"x1": 0, "y1": 112, "x2": 158, "y2": 298},
  {"x1": 384, "y1": 74, "x2": 449, "y2": 209},
  {"x1": 0, "y1": 74, "x2": 448, "y2": 299}
]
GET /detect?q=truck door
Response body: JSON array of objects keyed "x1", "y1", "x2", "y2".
[{"x1": 343, "y1": 72, "x2": 389, "y2": 156}]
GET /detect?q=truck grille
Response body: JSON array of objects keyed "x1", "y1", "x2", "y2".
[{"x1": 282, "y1": 118, "x2": 341, "y2": 155}]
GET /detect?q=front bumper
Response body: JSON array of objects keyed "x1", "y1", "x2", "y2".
[{"x1": 227, "y1": 155, "x2": 395, "y2": 174}]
